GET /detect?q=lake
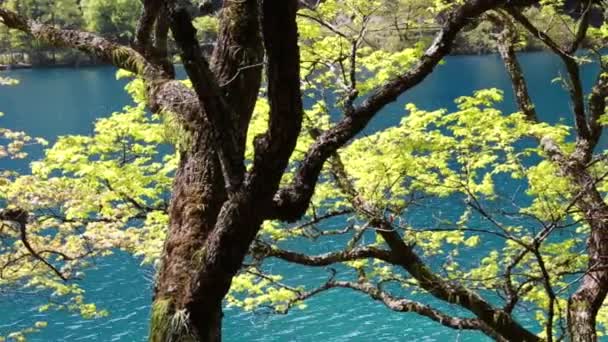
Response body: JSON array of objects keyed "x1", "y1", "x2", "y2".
[{"x1": 0, "y1": 52, "x2": 603, "y2": 341}]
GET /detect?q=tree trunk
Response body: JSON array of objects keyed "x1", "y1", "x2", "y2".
[
  {"x1": 149, "y1": 1, "x2": 263, "y2": 340},
  {"x1": 569, "y1": 294, "x2": 600, "y2": 342},
  {"x1": 567, "y1": 234, "x2": 608, "y2": 342},
  {"x1": 567, "y1": 213, "x2": 608, "y2": 342},
  {"x1": 150, "y1": 130, "x2": 226, "y2": 341},
  {"x1": 562, "y1": 151, "x2": 608, "y2": 342}
]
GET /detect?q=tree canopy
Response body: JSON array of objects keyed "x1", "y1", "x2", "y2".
[
  {"x1": 1, "y1": 0, "x2": 608, "y2": 341},
  {"x1": 0, "y1": 0, "x2": 602, "y2": 66}
]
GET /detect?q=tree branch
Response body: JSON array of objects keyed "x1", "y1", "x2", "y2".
[
  {"x1": 166, "y1": 3, "x2": 246, "y2": 193},
  {"x1": 487, "y1": 11, "x2": 538, "y2": 122},
  {"x1": 0, "y1": 7, "x2": 160, "y2": 78},
  {"x1": 210, "y1": 0, "x2": 263, "y2": 156},
  {"x1": 246, "y1": 0, "x2": 304, "y2": 198},
  {"x1": 328, "y1": 281, "x2": 507, "y2": 341},
  {"x1": 134, "y1": 0, "x2": 162, "y2": 55},
  {"x1": 587, "y1": 71, "x2": 608, "y2": 149},
  {"x1": 506, "y1": 7, "x2": 591, "y2": 151},
  {"x1": 319, "y1": 151, "x2": 538, "y2": 341},
  {"x1": 273, "y1": 270, "x2": 506, "y2": 341},
  {"x1": 252, "y1": 241, "x2": 396, "y2": 266},
  {"x1": 270, "y1": 0, "x2": 539, "y2": 223},
  {"x1": 567, "y1": 0, "x2": 592, "y2": 55},
  {"x1": 0, "y1": 208, "x2": 68, "y2": 281},
  {"x1": 0, "y1": 6, "x2": 218, "y2": 132}
]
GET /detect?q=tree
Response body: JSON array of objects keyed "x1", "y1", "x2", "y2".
[
  {"x1": 0, "y1": 0, "x2": 84, "y2": 64},
  {"x1": 80, "y1": 0, "x2": 142, "y2": 42},
  {"x1": 2, "y1": 0, "x2": 608, "y2": 341}
]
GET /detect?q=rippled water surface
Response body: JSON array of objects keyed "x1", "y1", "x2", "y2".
[{"x1": 0, "y1": 53, "x2": 604, "y2": 341}]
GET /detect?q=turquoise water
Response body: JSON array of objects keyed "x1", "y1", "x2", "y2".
[{"x1": 0, "y1": 53, "x2": 604, "y2": 341}]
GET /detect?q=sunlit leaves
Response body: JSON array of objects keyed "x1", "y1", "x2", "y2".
[
  {"x1": 297, "y1": 0, "x2": 427, "y2": 107},
  {"x1": 192, "y1": 16, "x2": 219, "y2": 43},
  {"x1": 342, "y1": 89, "x2": 542, "y2": 204},
  {"x1": 1, "y1": 74, "x2": 176, "y2": 337},
  {"x1": 226, "y1": 269, "x2": 302, "y2": 313},
  {"x1": 0, "y1": 77, "x2": 18, "y2": 86}
]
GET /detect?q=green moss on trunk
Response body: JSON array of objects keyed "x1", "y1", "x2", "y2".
[
  {"x1": 150, "y1": 298, "x2": 199, "y2": 342},
  {"x1": 150, "y1": 298, "x2": 173, "y2": 342}
]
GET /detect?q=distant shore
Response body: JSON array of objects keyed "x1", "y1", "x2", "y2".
[
  {"x1": 0, "y1": 63, "x2": 32, "y2": 70},
  {"x1": 0, "y1": 60, "x2": 108, "y2": 71},
  {"x1": 0, "y1": 49, "x2": 532, "y2": 72},
  {"x1": 0, "y1": 46, "x2": 598, "y2": 72}
]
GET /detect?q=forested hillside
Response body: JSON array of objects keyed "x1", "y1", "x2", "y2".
[
  {"x1": 0, "y1": 0, "x2": 603, "y2": 67},
  {"x1": 0, "y1": 0, "x2": 219, "y2": 66}
]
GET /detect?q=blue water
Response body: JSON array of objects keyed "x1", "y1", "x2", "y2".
[{"x1": 0, "y1": 52, "x2": 603, "y2": 341}]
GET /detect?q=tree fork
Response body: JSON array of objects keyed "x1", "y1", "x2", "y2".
[{"x1": 150, "y1": 0, "x2": 264, "y2": 341}]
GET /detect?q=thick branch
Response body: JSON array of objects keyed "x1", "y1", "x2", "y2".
[
  {"x1": 181, "y1": 1, "x2": 303, "y2": 336},
  {"x1": 587, "y1": 72, "x2": 608, "y2": 149},
  {"x1": 506, "y1": 7, "x2": 591, "y2": 150},
  {"x1": 210, "y1": 0, "x2": 263, "y2": 155},
  {"x1": 567, "y1": 0, "x2": 592, "y2": 54},
  {"x1": 487, "y1": 12, "x2": 538, "y2": 122},
  {"x1": 166, "y1": 3, "x2": 245, "y2": 193},
  {"x1": 329, "y1": 281, "x2": 507, "y2": 341},
  {"x1": 0, "y1": 7, "x2": 161, "y2": 78},
  {"x1": 324, "y1": 152, "x2": 539, "y2": 341},
  {"x1": 134, "y1": 0, "x2": 162, "y2": 55},
  {"x1": 372, "y1": 215, "x2": 538, "y2": 340},
  {"x1": 0, "y1": 6, "x2": 209, "y2": 130},
  {"x1": 253, "y1": 242, "x2": 396, "y2": 266},
  {"x1": 541, "y1": 130, "x2": 608, "y2": 342},
  {"x1": 278, "y1": 276, "x2": 504, "y2": 340},
  {"x1": 247, "y1": 0, "x2": 304, "y2": 197},
  {"x1": 134, "y1": 0, "x2": 174, "y2": 77}
]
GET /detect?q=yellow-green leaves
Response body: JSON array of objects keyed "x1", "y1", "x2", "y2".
[
  {"x1": 356, "y1": 45, "x2": 424, "y2": 93},
  {"x1": 297, "y1": 0, "x2": 427, "y2": 107},
  {"x1": 1, "y1": 75, "x2": 176, "y2": 334},
  {"x1": 192, "y1": 16, "x2": 219, "y2": 42},
  {"x1": 340, "y1": 88, "x2": 550, "y2": 206},
  {"x1": 226, "y1": 270, "x2": 302, "y2": 313},
  {"x1": 0, "y1": 77, "x2": 18, "y2": 86}
]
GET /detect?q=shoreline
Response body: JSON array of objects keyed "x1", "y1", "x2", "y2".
[
  {"x1": 0, "y1": 60, "x2": 107, "y2": 71},
  {"x1": 0, "y1": 51, "x2": 531, "y2": 71},
  {"x1": 0, "y1": 63, "x2": 32, "y2": 71},
  {"x1": 0, "y1": 46, "x2": 599, "y2": 71}
]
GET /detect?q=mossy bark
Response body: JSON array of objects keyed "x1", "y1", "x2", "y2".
[
  {"x1": 150, "y1": 298, "x2": 209, "y2": 342},
  {"x1": 566, "y1": 183, "x2": 608, "y2": 342},
  {"x1": 150, "y1": 1, "x2": 263, "y2": 341},
  {"x1": 546, "y1": 146, "x2": 608, "y2": 342}
]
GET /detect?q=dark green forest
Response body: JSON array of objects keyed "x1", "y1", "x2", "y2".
[{"x1": 0, "y1": 0, "x2": 602, "y2": 67}]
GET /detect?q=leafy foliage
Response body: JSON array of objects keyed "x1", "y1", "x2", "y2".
[
  {"x1": 0, "y1": 75, "x2": 175, "y2": 340},
  {"x1": 80, "y1": 0, "x2": 142, "y2": 41},
  {"x1": 2, "y1": 0, "x2": 608, "y2": 341}
]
